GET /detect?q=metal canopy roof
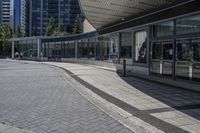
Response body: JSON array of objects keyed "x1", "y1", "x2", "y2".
[{"x1": 79, "y1": 0, "x2": 190, "y2": 29}]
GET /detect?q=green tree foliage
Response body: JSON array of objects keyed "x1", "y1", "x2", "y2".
[
  {"x1": 58, "y1": 23, "x2": 65, "y2": 33},
  {"x1": 46, "y1": 17, "x2": 56, "y2": 36},
  {"x1": 46, "y1": 17, "x2": 69, "y2": 36},
  {"x1": 73, "y1": 15, "x2": 82, "y2": 34},
  {"x1": 0, "y1": 24, "x2": 12, "y2": 53},
  {"x1": 53, "y1": 23, "x2": 69, "y2": 36},
  {"x1": 13, "y1": 26, "x2": 22, "y2": 38}
]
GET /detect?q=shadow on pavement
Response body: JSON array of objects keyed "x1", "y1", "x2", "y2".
[{"x1": 118, "y1": 74, "x2": 200, "y2": 120}]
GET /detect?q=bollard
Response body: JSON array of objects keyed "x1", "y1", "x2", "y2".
[{"x1": 123, "y1": 59, "x2": 127, "y2": 77}]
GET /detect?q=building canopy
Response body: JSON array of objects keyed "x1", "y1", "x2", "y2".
[{"x1": 79, "y1": 0, "x2": 190, "y2": 29}]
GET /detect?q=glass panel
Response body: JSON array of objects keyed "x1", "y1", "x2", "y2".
[
  {"x1": 152, "y1": 60, "x2": 160, "y2": 74},
  {"x1": 48, "y1": 42, "x2": 55, "y2": 59},
  {"x1": 121, "y1": 32, "x2": 132, "y2": 58},
  {"x1": 193, "y1": 39, "x2": 200, "y2": 62},
  {"x1": 176, "y1": 40, "x2": 190, "y2": 79},
  {"x1": 95, "y1": 37, "x2": 101, "y2": 60},
  {"x1": 79, "y1": 39, "x2": 88, "y2": 58},
  {"x1": 177, "y1": 40, "x2": 191, "y2": 61},
  {"x1": 152, "y1": 42, "x2": 162, "y2": 60},
  {"x1": 64, "y1": 41, "x2": 69, "y2": 58},
  {"x1": 135, "y1": 31, "x2": 147, "y2": 63},
  {"x1": 88, "y1": 38, "x2": 95, "y2": 58},
  {"x1": 32, "y1": 40, "x2": 38, "y2": 57},
  {"x1": 151, "y1": 42, "x2": 161, "y2": 74},
  {"x1": 52, "y1": 42, "x2": 61, "y2": 58},
  {"x1": 176, "y1": 14, "x2": 200, "y2": 34},
  {"x1": 77, "y1": 40, "x2": 81, "y2": 58},
  {"x1": 110, "y1": 33, "x2": 119, "y2": 59},
  {"x1": 151, "y1": 41, "x2": 173, "y2": 76},
  {"x1": 21, "y1": 41, "x2": 27, "y2": 58},
  {"x1": 102, "y1": 35, "x2": 109, "y2": 60},
  {"x1": 27, "y1": 40, "x2": 32, "y2": 57},
  {"x1": 153, "y1": 21, "x2": 174, "y2": 37},
  {"x1": 44, "y1": 42, "x2": 48, "y2": 57},
  {"x1": 192, "y1": 39, "x2": 200, "y2": 81},
  {"x1": 69, "y1": 41, "x2": 75, "y2": 58},
  {"x1": 163, "y1": 61, "x2": 173, "y2": 76},
  {"x1": 163, "y1": 41, "x2": 173, "y2": 76},
  {"x1": 163, "y1": 42, "x2": 173, "y2": 60}
]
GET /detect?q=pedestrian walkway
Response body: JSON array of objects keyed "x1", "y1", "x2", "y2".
[
  {"x1": 0, "y1": 123, "x2": 34, "y2": 133},
  {"x1": 0, "y1": 60, "x2": 133, "y2": 133},
  {"x1": 45, "y1": 62, "x2": 200, "y2": 133}
]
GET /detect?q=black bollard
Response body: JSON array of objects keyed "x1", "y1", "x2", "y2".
[{"x1": 123, "y1": 59, "x2": 127, "y2": 77}]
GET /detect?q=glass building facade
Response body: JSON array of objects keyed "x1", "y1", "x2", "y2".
[
  {"x1": 29, "y1": 0, "x2": 83, "y2": 36},
  {"x1": 11, "y1": 9, "x2": 200, "y2": 83}
]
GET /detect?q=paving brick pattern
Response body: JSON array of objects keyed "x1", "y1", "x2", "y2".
[
  {"x1": 46, "y1": 62, "x2": 200, "y2": 133},
  {"x1": 0, "y1": 61, "x2": 133, "y2": 133}
]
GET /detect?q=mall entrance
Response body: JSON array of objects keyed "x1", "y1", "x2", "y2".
[
  {"x1": 151, "y1": 38, "x2": 200, "y2": 81},
  {"x1": 151, "y1": 40, "x2": 173, "y2": 76},
  {"x1": 176, "y1": 38, "x2": 200, "y2": 81}
]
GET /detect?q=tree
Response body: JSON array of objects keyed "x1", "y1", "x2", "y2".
[
  {"x1": 46, "y1": 17, "x2": 56, "y2": 36},
  {"x1": 13, "y1": 26, "x2": 22, "y2": 38},
  {"x1": 52, "y1": 23, "x2": 68, "y2": 36},
  {"x1": 0, "y1": 24, "x2": 12, "y2": 54},
  {"x1": 73, "y1": 15, "x2": 82, "y2": 34},
  {"x1": 58, "y1": 23, "x2": 65, "y2": 33}
]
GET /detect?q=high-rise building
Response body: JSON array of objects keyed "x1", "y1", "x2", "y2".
[
  {"x1": 10, "y1": 0, "x2": 15, "y2": 33},
  {"x1": 0, "y1": 0, "x2": 21, "y2": 34},
  {"x1": 20, "y1": 0, "x2": 29, "y2": 36},
  {"x1": 28, "y1": 0, "x2": 83, "y2": 37},
  {"x1": 0, "y1": 0, "x2": 11, "y2": 24}
]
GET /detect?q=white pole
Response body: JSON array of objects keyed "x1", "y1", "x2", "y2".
[
  {"x1": 37, "y1": 39, "x2": 41, "y2": 61},
  {"x1": 11, "y1": 41, "x2": 15, "y2": 59},
  {"x1": 75, "y1": 41, "x2": 78, "y2": 59}
]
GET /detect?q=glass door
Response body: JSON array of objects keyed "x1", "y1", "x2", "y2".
[
  {"x1": 151, "y1": 41, "x2": 173, "y2": 76},
  {"x1": 176, "y1": 40, "x2": 191, "y2": 79},
  {"x1": 192, "y1": 39, "x2": 200, "y2": 81},
  {"x1": 177, "y1": 39, "x2": 200, "y2": 81}
]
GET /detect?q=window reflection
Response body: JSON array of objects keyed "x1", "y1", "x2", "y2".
[
  {"x1": 69, "y1": 41, "x2": 75, "y2": 58},
  {"x1": 176, "y1": 40, "x2": 190, "y2": 79},
  {"x1": 176, "y1": 14, "x2": 200, "y2": 34},
  {"x1": 135, "y1": 31, "x2": 147, "y2": 63},
  {"x1": 102, "y1": 36, "x2": 110, "y2": 60},
  {"x1": 121, "y1": 32, "x2": 132, "y2": 58},
  {"x1": 163, "y1": 42, "x2": 173, "y2": 60},
  {"x1": 176, "y1": 40, "x2": 191, "y2": 61},
  {"x1": 192, "y1": 39, "x2": 200, "y2": 62},
  {"x1": 152, "y1": 42, "x2": 162, "y2": 60},
  {"x1": 79, "y1": 39, "x2": 88, "y2": 58},
  {"x1": 88, "y1": 38, "x2": 95, "y2": 59},
  {"x1": 153, "y1": 21, "x2": 174, "y2": 37},
  {"x1": 110, "y1": 33, "x2": 119, "y2": 59}
]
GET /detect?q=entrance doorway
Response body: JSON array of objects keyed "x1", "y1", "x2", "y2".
[
  {"x1": 176, "y1": 39, "x2": 200, "y2": 81},
  {"x1": 151, "y1": 41, "x2": 173, "y2": 76}
]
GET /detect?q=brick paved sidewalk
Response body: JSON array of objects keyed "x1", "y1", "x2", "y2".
[
  {"x1": 45, "y1": 62, "x2": 200, "y2": 133},
  {"x1": 0, "y1": 123, "x2": 34, "y2": 133},
  {"x1": 0, "y1": 60, "x2": 133, "y2": 133}
]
